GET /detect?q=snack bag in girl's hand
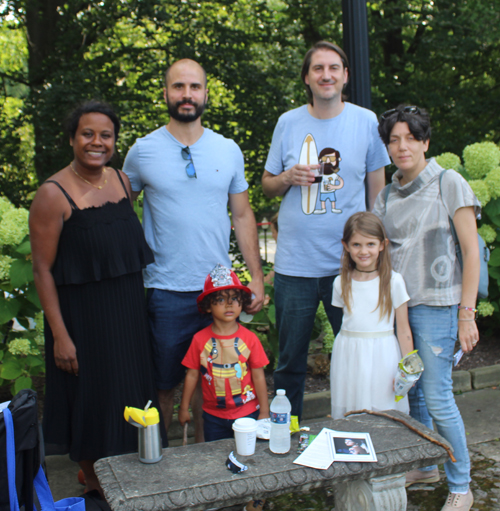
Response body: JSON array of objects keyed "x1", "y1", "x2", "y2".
[{"x1": 394, "y1": 350, "x2": 424, "y2": 402}]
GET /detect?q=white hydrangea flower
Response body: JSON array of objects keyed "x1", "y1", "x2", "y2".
[
  {"x1": 485, "y1": 168, "x2": 500, "y2": 200},
  {"x1": 469, "y1": 180, "x2": 491, "y2": 206},
  {"x1": 0, "y1": 255, "x2": 14, "y2": 280},
  {"x1": 0, "y1": 208, "x2": 29, "y2": 246},
  {"x1": 477, "y1": 301, "x2": 494, "y2": 317},
  {"x1": 478, "y1": 224, "x2": 497, "y2": 244},
  {"x1": 8, "y1": 338, "x2": 40, "y2": 356},
  {"x1": 435, "y1": 152, "x2": 461, "y2": 171},
  {"x1": 463, "y1": 142, "x2": 500, "y2": 179},
  {"x1": 0, "y1": 196, "x2": 14, "y2": 219}
]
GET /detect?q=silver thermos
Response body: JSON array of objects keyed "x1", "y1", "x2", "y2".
[{"x1": 124, "y1": 401, "x2": 163, "y2": 464}]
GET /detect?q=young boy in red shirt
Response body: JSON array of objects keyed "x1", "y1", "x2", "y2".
[
  {"x1": 180, "y1": 264, "x2": 270, "y2": 440},
  {"x1": 180, "y1": 264, "x2": 269, "y2": 511}
]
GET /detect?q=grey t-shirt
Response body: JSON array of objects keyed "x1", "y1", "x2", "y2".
[{"x1": 373, "y1": 158, "x2": 480, "y2": 307}]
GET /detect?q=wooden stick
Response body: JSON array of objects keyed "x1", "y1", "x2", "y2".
[
  {"x1": 344, "y1": 409, "x2": 456, "y2": 463},
  {"x1": 183, "y1": 423, "x2": 188, "y2": 446}
]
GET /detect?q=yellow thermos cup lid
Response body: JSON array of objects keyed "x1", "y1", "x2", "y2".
[{"x1": 124, "y1": 406, "x2": 160, "y2": 427}]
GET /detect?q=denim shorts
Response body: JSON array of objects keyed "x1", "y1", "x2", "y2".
[{"x1": 146, "y1": 288, "x2": 212, "y2": 389}]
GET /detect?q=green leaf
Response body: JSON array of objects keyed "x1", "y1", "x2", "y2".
[
  {"x1": 489, "y1": 266, "x2": 500, "y2": 279},
  {"x1": 26, "y1": 355, "x2": 44, "y2": 367},
  {"x1": 264, "y1": 284, "x2": 274, "y2": 300},
  {"x1": 25, "y1": 283, "x2": 41, "y2": 309},
  {"x1": 14, "y1": 240, "x2": 32, "y2": 255},
  {"x1": 14, "y1": 376, "x2": 32, "y2": 394},
  {"x1": 488, "y1": 214, "x2": 500, "y2": 229},
  {"x1": 483, "y1": 200, "x2": 500, "y2": 220},
  {"x1": 267, "y1": 304, "x2": 276, "y2": 324},
  {"x1": 0, "y1": 297, "x2": 21, "y2": 324},
  {"x1": 29, "y1": 365, "x2": 45, "y2": 376},
  {"x1": 17, "y1": 317, "x2": 30, "y2": 330},
  {"x1": 251, "y1": 310, "x2": 269, "y2": 324},
  {"x1": 10, "y1": 258, "x2": 34, "y2": 288},
  {"x1": 0, "y1": 361, "x2": 23, "y2": 380},
  {"x1": 489, "y1": 249, "x2": 500, "y2": 267}
]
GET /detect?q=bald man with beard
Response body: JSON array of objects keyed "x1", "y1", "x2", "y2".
[{"x1": 123, "y1": 59, "x2": 264, "y2": 442}]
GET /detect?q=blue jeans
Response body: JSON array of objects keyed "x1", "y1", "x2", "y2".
[
  {"x1": 146, "y1": 288, "x2": 212, "y2": 389},
  {"x1": 203, "y1": 410, "x2": 260, "y2": 442},
  {"x1": 273, "y1": 273, "x2": 343, "y2": 419},
  {"x1": 408, "y1": 305, "x2": 470, "y2": 493}
]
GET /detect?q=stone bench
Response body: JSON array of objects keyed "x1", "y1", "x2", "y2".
[{"x1": 95, "y1": 411, "x2": 451, "y2": 511}]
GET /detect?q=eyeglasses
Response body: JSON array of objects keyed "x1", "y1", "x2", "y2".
[
  {"x1": 380, "y1": 105, "x2": 420, "y2": 120},
  {"x1": 181, "y1": 146, "x2": 197, "y2": 179}
]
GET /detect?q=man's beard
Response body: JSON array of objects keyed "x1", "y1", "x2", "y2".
[
  {"x1": 167, "y1": 97, "x2": 206, "y2": 122},
  {"x1": 322, "y1": 162, "x2": 335, "y2": 175}
]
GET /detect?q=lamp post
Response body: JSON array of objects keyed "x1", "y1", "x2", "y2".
[{"x1": 342, "y1": 0, "x2": 372, "y2": 109}]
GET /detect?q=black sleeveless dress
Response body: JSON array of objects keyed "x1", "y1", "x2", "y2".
[{"x1": 42, "y1": 173, "x2": 160, "y2": 461}]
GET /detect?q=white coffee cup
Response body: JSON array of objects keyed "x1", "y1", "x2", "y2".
[{"x1": 232, "y1": 418, "x2": 258, "y2": 456}]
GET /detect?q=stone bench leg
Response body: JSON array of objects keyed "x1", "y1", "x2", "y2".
[{"x1": 333, "y1": 473, "x2": 406, "y2": 511}]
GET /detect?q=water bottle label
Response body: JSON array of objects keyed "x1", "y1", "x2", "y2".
[{"x1": 270, "y1": 412, "x2": 289, "y2": 424}]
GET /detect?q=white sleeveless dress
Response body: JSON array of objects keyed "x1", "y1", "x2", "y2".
[{"x1": 330, "y1": 271, "x2": 410, "y2": 419}]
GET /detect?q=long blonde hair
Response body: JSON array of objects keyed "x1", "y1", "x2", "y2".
[{"x1": 340, "y1": 212, "x2": 393, "y2": 319}]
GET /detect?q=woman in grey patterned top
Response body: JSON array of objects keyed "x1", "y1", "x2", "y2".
[{"x1": 374, "y1": 105, "x2": 480, "y2": 511}]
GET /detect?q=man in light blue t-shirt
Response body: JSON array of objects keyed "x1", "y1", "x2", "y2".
[
  {"x1": 123, "y1": 59, "x2": 264, "y2": 442},
  {"x1": 262, "y1": 41, "x2": 390, "y2": 419}
]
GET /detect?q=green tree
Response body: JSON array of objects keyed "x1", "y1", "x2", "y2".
[
  {"x1": 368, "y1": 0, "x2": 500, "y2": 157},
  {"x1": 0, "y1": 22, "x2": 35, "y2": 207}
]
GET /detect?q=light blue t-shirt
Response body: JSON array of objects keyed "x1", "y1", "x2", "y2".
[
  {"x1": 123, "y1": 127, "x2": 248, "y2": 291},
  {"x1": 265, "y1": 103, "x2": 390, "y2": 277}
]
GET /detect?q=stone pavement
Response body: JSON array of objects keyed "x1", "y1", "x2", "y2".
[{"x1": 45, "y1": 382, "x2": 500, "y2": 510}]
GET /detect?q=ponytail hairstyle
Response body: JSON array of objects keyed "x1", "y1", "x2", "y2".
[{"x1": 340, "y1": 212, "x2": 393, "y2": 319}]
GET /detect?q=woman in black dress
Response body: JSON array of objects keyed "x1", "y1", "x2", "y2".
[{"x1": 30, "y1": 101, "x2": 159, "y2": 495}]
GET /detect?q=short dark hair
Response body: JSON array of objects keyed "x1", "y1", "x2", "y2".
[
  {"x1": 378, "y1": 105, "x2": 431, "y2": 146},
  {"x1": 66, "y1": 100, "x2": 120, "y2": 140},
  {"x1": 198, "y1": 288, "x2": 251, "y2": 314},
  {"x1": 301, "y1": 41, "x2": 350, "y2": 105}
]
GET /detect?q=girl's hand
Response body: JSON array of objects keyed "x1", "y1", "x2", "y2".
[
  {"x1": 53, "y1": 334, "x2": 79, "y2": 375},
  {"x1": 178, "y1": 408, "x2": 191, "y2": 426},
  {"x1": 458, "y1": 319, "x2": 479, "y2": 353}
]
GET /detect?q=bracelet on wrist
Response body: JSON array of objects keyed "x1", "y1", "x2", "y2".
[
  {"x1": 458, "y1": 305, "x2": 478, "y2": 320},
  {"x1": 458, "y1": 318, "x2": 476, "y2": 322}
]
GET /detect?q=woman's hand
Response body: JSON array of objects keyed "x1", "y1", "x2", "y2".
[
  {"x1": 458, "y1": 317, "x2": 479, "y2": 353},
  {"x1": 53, "y1": 334, "x2": 79, "y2": 375}
]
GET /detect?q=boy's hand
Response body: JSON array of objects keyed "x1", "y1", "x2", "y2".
[
  {"x1": 257, "y1": 411, "x2": 270, "y2": 420},
  {"x1": 178, "y1": 407, "x2": 191, "y2": 426}
]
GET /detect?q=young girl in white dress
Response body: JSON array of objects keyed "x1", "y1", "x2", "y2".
[{"x1": 330, "y1": 212, "x2": 414, "y2": 419}]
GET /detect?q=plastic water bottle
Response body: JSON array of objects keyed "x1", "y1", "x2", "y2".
[{"x1": 269, "y1": 389, "x2": 291, "y2": 454}]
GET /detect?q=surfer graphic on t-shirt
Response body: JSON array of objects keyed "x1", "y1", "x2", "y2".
[{"x1": 314, "y1": 147, "x2": 343, "y2": 214}]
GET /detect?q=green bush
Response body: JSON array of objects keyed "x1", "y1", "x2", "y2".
[
  {"x1": 436, "y1": 142, "x2": 500, "y2": 331},
  {"x1": 0, "y1": 196, "x2": 44, "y2": 395}
]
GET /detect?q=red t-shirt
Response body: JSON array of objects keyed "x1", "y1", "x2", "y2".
[{"x1": 182, "y1": 324, "x2": 269, "y2": 419}]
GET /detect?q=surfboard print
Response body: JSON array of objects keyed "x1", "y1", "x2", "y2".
[{"x1": 299, "y1": 133, "x2": 319, "y2": 215}]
